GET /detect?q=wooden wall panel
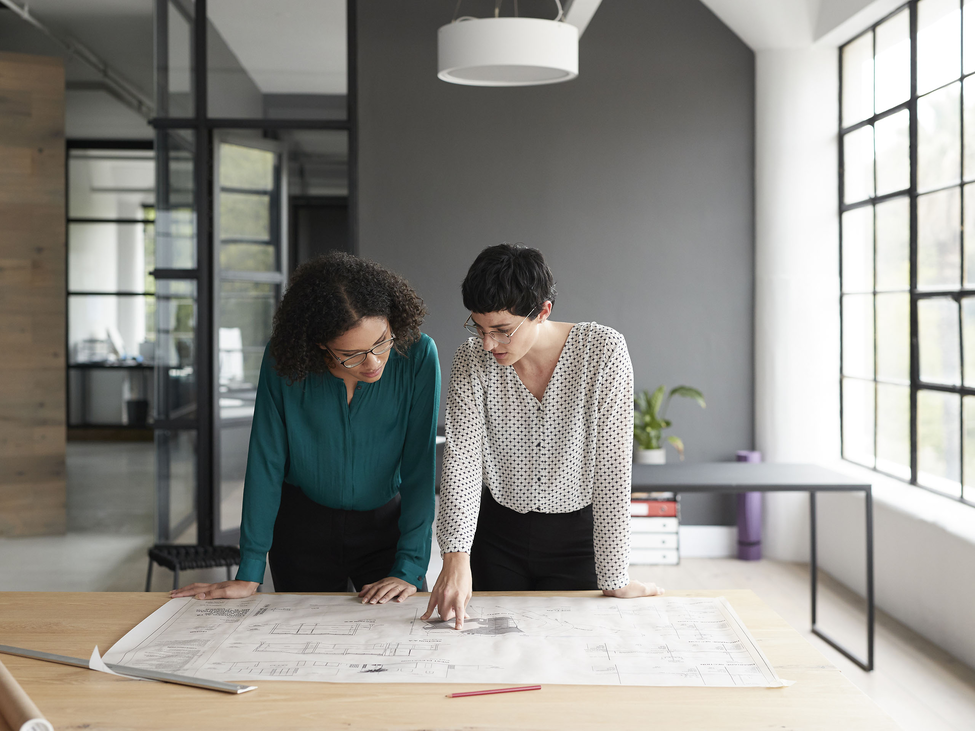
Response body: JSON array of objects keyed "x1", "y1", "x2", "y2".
[{"x1": 0, "y1": 52, "x2": 66, "y2": 536}]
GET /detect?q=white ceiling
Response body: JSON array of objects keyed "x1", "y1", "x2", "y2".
[
  {"x1": 6, "y1": 0, "x2": 151, "y2": 14},
  {"x1": 0, "y1": 0, "x2": 348, "y2": 96},
  {"x1": 699, "y1": 0, "x2": 817, "y2": 50},
  {"x1": 0, "y1": 0, "x2": 154, "y2": 91},
  {"x1": 700, "y1": 0, "x2": 908, "y2": 50},
  {"x1": 207, "y1": 0, "x2": 347, "y2": 95}
]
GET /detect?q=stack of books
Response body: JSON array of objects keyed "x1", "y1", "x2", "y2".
[{"x1": 629, "y1": 491, "x2": 679, "y2": 565}]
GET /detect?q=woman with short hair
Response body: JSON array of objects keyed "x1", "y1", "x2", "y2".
[
  {"x1": 424, "y1": 244, "x2": 661, "y2": 628},
  {"x1": 173, "y1": 251, "x2": 440, "y2": 604}
]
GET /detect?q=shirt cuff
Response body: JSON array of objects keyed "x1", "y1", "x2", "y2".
[
  {"x1": 596, "y1": 568, "x2": 630, "y2": 591},
  {"x1": 437, "y1": 539, "x2": 473, "y2": 557},
  {"x1": 235, "y1": 555, "x2": 267, "y2": 584},
  {"x1": 390, "y1": 558, "x2": 430, "y2": 589}
]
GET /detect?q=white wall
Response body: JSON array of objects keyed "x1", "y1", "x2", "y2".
[{"x1": 754, "y1": 47, "x2": 840, "y2": 562}]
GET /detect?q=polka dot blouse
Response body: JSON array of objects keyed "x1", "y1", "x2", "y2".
[{"x1": 437, "y1": 322, "x2": 633, "y2": 590}]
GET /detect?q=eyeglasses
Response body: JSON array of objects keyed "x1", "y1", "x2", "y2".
[
  {"x1": 326, "y1": 335, "x2": 396, "y2": 368},
  {"x1": 464, "y1": 309, "x2": 536, "y2": 344}
]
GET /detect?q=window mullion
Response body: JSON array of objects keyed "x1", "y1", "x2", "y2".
[{"x1": 909, "y1": 0, "x2": 920, "y2": 485}]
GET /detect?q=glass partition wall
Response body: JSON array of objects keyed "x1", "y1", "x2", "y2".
[{"x1": 152, "y1": 0, "x2": 355, "y2": 545}]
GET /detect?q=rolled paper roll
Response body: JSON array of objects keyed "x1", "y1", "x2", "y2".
[{"x1": 0, "y1": 659, "x2": 53, "y2": 731}]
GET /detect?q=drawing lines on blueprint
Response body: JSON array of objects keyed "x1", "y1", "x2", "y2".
[
  {"x1": 411, "y1": 612, "x2": 524, "y2": 636},
  {"x1": 102, "y1": 595, "x2": 791, "y2": 688},
  {"x1": 254, "y1": 641, "x2": 440, "y2": 657},
  {"x1": 203, "y1": 658, "x2": 503, "y2": 680},
  {"x1": 408, "y1": 604, "x2": 632, "y2": 638},
  {"x1": 269, "y1": 621, "x2": 375, "y2": 636}
]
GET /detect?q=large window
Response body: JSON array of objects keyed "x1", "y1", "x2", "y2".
[
  {"x1": 67, "y1": 144, "x2": 156, "y2": 430},
  {"x1": 841, "y1": 0, "x2": 975, "y2": 504}
]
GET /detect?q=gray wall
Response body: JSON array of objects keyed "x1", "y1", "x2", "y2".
[{"x1": 357, "y1": 0, "x2": 754, "y2": 525}]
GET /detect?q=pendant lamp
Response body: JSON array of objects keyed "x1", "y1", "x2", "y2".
[{"x1": 437, "y1": 1, "x2": 578, "y2": 87}]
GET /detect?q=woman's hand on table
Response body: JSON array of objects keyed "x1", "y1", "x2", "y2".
[
  {"x1": 421, "y1": 552, "x2": 472, "y2": 630},
  {"x1": 358, "y1": 576, "x2": 417, "y2": 604},
  {"x1": 602, "y1": 580, "x2": 665, "y2": 598},
  {"x1": 170, "y1": 580, "x2": 260, "y2": 600}
]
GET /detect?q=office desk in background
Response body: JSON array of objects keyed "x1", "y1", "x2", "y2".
[
  {"x1": 632, "y1": 462, "x2": 874, "y2": 670},
  {"x1": 0, "y1": 591, "x2": 898, "y2": 731}
]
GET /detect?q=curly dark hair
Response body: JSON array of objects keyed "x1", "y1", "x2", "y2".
[{"x1": 270, "y1": 251, "x2": 427, "y2": 383}]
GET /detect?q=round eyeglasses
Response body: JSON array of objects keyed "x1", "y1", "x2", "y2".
[
  {"x1": 463, "y1": 309, "x2": 536, "y2": 345},
  {"x1": 327, "y1": 336, "x2": 396, "y2": 368}
]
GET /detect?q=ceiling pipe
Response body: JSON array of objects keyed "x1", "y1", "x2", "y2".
[{"x1": 0, "y1": 0, "x2": 154, "y2": 119}]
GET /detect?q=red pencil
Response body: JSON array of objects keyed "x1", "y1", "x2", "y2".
[{"x1": 447, "y1": 685, "x2": 541, "y2": 698}]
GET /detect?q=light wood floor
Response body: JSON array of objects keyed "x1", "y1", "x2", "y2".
[{"x1": 630, "y1": 558, "x2": 975, "y2": 731}]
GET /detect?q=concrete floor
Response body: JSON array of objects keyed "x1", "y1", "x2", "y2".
[
  {"x1": 1, "y1": 441, "x2": 973, "y2": 730},
  {"x1": 1, "y1": 442, "x2": 231, "y2": 592}
]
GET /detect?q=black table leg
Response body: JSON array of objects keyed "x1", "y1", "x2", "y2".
[
  {"x1": 810, "y1": 487, "x2": 875, "y2": 671},
  {"x1": 810, "y1": 491, "x2": 818, "y2": 626}
]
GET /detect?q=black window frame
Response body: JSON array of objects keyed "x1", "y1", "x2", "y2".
[
  {"x1": 65, "y1": 138, "x2": 157, "y2": 431},
  {"x1": 840, "y1": 0, "x2": 975, "y2": 507}
]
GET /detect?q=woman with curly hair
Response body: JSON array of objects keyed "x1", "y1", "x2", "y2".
[{"x1": 172, "y1": 251, "x2": 440, "y2": 604}]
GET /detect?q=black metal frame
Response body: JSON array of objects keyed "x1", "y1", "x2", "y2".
[
  {"x1": 839, "y1": 0, "x2": 975, "y2": 507},
  {"x1": 810, "y1": 489, "x2": 875, "y2": 671},
  {"x1": 65, "y1": 138, "x2": 156, "y2": 430},
  {"x1": 149, "y1": 0, "x2": 357, "y2": 546}
]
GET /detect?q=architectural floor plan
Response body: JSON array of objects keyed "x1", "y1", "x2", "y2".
[{"x1": 102, "y1": 595, "x2": 790, "y2": 687}]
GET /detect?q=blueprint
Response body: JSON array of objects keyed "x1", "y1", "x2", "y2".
[{"x1": 102, "y1": 595, "x2": 790, "y2": 687}]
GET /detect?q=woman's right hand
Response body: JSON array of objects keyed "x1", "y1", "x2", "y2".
[
  {"x1": 170, "y1": 580, "x2": 260, "y2": 600},
  {"x1": 421, "y1": 552, "x2": 472, "y2": 630}
]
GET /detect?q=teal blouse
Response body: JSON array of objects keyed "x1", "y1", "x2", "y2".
[{"x1": 235, "y1": 334, "x2": 441, "y2": 587}]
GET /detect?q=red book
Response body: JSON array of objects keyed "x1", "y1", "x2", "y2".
[{"x1": 630, "y1": 500, "x2": 678, "y2": 517}]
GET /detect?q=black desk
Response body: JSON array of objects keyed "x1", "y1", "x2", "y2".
[{"x1": 632, "y1": 462, "x2": 874, "y2": 671}]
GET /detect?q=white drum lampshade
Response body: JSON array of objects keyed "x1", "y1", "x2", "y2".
[{"x1": 437, "y1": 17, "x2": 579, "y2": 87}]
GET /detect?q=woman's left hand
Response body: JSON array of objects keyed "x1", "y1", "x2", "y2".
[
  {"x1": 602, "y1": 580, "x2": 665, "y2": 598},
  {"x1": 358, "y1": 576, "x2": 417, "y2": 604}
]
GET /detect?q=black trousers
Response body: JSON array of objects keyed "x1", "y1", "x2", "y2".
[
  {"x1": 470, "y1": 488, "x2": 598, "y2": 591},
  {"x1": 268, "y1": 482, "x2": 401, "y2": 592}
]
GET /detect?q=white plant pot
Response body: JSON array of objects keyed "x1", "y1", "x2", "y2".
[{"x1": 634, "y1": 448, "x2": 666, "y2": 464}]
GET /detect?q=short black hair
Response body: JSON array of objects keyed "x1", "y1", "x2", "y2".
[
  {"x1": 270, "y1": 251, "x2": 426, "y2": 383},
  {"x1": 461, "y1": 244, "x2": 557, "y2": 317}
]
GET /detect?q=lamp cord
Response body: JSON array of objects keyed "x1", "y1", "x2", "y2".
[{"x1": 453, "y1": 0, "x2": 562, "y2": 23}]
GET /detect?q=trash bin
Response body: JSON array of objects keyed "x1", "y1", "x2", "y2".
[{"x1": 736, "y1": 450, "x2": 762, "y2": 560}]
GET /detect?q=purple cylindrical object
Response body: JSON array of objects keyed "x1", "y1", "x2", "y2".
[{"x1": 736, "y1": 451, "x2": 762, "y2": 560}]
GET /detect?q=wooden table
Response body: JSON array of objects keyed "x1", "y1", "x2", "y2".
[
  {"x1": 0, "y1": 590, "x2": 898, "y2": 731},
  {"x1": 632, "y1": 463, "x2": 875, "y2": 670}
]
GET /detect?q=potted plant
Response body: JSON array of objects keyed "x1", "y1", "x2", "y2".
[{"x1": 633, "y1": 385, "x2": 706, "y2": 464}]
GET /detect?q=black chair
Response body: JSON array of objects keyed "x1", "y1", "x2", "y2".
[{"x1": 145, "y1": 544, "x2": 242, "y2": 591}]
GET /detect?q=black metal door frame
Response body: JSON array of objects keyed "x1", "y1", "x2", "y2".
[{"x1": 150, "y1": 0, "x2": 358, "y2": 546}]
